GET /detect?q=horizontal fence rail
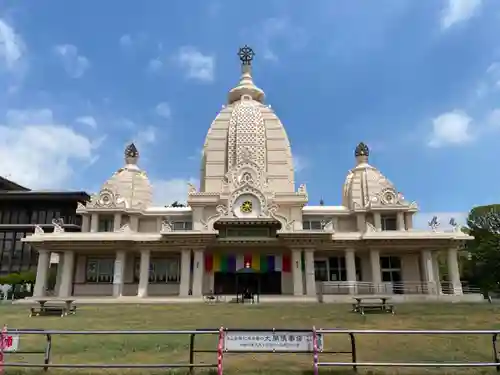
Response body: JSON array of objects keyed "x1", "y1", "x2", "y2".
[{"x1": 2, "y1": 327, "x2": 500, "y2": 373}]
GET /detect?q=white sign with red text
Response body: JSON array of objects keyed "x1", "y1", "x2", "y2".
[
  {"x1": 224, "y1": 331, "x2": 323, "y2": 352},
  {"x1": 0, "y1": 332, "x2": 20, "y2": 352}
]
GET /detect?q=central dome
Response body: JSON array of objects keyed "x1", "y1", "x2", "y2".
[{"x1": 200, "y1": 47, "x2": 295, "y2": 194}]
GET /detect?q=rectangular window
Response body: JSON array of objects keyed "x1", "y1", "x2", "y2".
[
  {"x1": 172, "y1": 221, "x2": 193, "y2": 231},
  {"x1": 86, "y1": 258, "x2": 114, "y2": 283},
  {"x1": 98, "y1": 216, "x2": 114, "y2": 232},
  {"x1": 328, "y1": 257, "x2": 347, "y2": 281},
  {"x1": 381, "y1": 215, "x2": 397, "y2": 231},
  {"x1": 133, "y1": 258, "x2": 180, "y2": 284},
  {"x1": 303, "y1": 220, "x2": 323, "y2": 230},
  {"x1": 314, "y1": 260, "x2": 328, "y2": 281}
]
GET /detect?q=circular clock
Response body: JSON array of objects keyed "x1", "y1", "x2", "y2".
[
  {"x1": 233, "y1": 194, "x2": 260, "y2": 218},
  {"x1": 241, "y1": 200, "x2": 253, "y2": 213}
]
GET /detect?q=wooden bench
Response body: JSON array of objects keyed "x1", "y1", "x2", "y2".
[
  {"x1": 352, "y1": 297, "x2": 395, "y2": 315},
  {"x1": 30, "y1": 299, "x2": 77, "y2": 317}
]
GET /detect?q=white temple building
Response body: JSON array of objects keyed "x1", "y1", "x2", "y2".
[{"x1": 24, "y1": 46, "x2": 477, "y2": 303}]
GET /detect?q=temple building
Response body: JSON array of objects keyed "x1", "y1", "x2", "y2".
[{"x1": 23, "y1": 46, "x2": 477, "y2": 302}]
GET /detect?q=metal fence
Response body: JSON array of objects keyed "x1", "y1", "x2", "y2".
[{"x1": 2, "y1": 327, "x2": 500, "y2": 373}]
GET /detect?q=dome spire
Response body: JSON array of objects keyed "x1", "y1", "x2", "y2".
[
  {"x1": 228, "y1": 45, "x2": 265, "y2": 104},
  {"x1": 354, "y1": 142, "x2": 369, "y2": 165},
  {"x1": 125, "y1": 142, "x2": 139, "y2": 165}
]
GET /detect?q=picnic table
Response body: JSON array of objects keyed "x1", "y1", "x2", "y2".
[
  {"x1": 352, "y1": 296, "x2": 395, "y2": 315},
  {"x1": 30, "y1": 299, "x2": 77, "y2": 317}
]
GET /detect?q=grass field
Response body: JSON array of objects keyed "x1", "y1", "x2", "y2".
[{"x1": 1, "y1": 302, "x2": 500, "y2": 375}]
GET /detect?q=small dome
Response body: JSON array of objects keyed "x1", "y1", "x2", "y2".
[
  {"x1": 342, "y1": 142, "x2": 398, "y2": 209},
  {"x1": 99, "y1": 143, "x2": 153, "y2": 209}
]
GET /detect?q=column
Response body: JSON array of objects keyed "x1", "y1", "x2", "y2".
[
  {"x1": 356, "y1": 213, "x2": 366, "y2": 232},
  {"x1": 447, "y1": 247, "x2": 463, "y2": 295},
  {"x1": 113, "y1": 213, "x2": 122, "y2": 232},
  {"x1": 179, "y1": 249, "x2": 191, "y2": 297},
  {"x1": 421, "y1": 250, "x2": 436, "y2": 294},
  {"x1": 369, "y1": 249, "x2": 381, "y2": 294},
  {"x1": 191, "y1": 249, "x2": 204, "y2": 297},
  {"x1": 54, "y1": 253, "x2": 64, "y2": 295},
  {"x1": 59, "y1": 251, "x2": 75, "y2": 298},
  {"x1": 405, "y1": 213, "x2": 413, "y2": 230},
  {"x1": 373, "y1": 213, "x2": 382, "y2": 231},
  {"x1": 137, "y1": 249, "x2": 150, "y2": 297},
  {"x1": 113, "y1": 251, "x2": 126, "y2": 297},
  {"x1": 33, "y1": 250, "x2": 50, "y2": 298},
  {"x1": 130, "y1": 216, "x2": 139, "y2": 231},
  {"x1": 291, "y1": 249, "x2": 304, "y2": 296},
  {"x1": 81, "y1": 215, "x2": 90, "y2": 232},
  {"x1": 90, "y1": 213, "x2": 98, "y2": 232},
  {"x1": 304, "y1": 249, "x2": 316, "y2": 296},
  {"x1": 432, "y1": 251, "x2": 443, "y2": 294},
  {"x1": 345, "y1": 248, "x2": 357, "y2": 294},
  {"x1": 397, "y1": 212, "x2": 405, "y2": 231}
]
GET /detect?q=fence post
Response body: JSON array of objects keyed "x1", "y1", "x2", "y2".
[
  {"x1": 44, "y1": 333, "x2": 52, "y2": 372},
  {"x1": 189, "y1": 333, "x2": 195, "y2": 375},
  {"x1": 349, "y1": 332, "x2": 358, "y2": 373},
  {"x1": 312, "y1": 326, "x2": 319, "y2": 375},
  {"x1": 217, "y1": 326, "x2": 224, "y2": 375},
  {"x1": 492, "y1": 333, "x2": 500, "y2": 372}
]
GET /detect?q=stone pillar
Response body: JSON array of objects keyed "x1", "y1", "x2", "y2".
[
  {"x1": 81, "y1": 215, "x2": 90, "y2": 232},
  {"x1": 291, "y1": 249, "x2": 304, "y2": 296},
  {"x1": 373, "y1": 213, "x2": 382, "y2": 231},
  {"x1": 304, "y1": 249, "x2": 316, "y2": 297},
  {"x1": 421, "y1": 250, "x2": 436, "y2": 294},
  {"x1": 130, "y1": 216, "x2": 139, "y2": 231},
  {"x1": 345, "y1": 248, "x2": 357, "y2": 294},
  {"x1": 90, "y1": 213, "x2": 98, "y2": 232},
  {"x1": 447, "y1": 247, "x2": 463, "y2": 295},
  {"x1": 34, "y1": 250, "x2": 50, "y2": 298},
  {"x1": 54, "y1": 253, "x2": 64, "y2": 295},
  {"x1": 113, "y1": 251, "x2": 126, "y2": 297},
  {"x1": 405, "y1": 213, "x2": 413, "y2": 230},
  {"x1": 192, "y1": 249, "x2": 204, "y2": 297},
  {"x1": 432, "y1": 251, "x2": 443, "y2": 294},
  {"x1": 59, "y1": 251, "x2": 75, "y2": 298},
  {"x1": 397, "y1": 212, "x2": 405, "y2": 231},
  {"x1": 356, "y1": 213, "x2": 366, "y2": 232},
  {"x1": 179, "y1": 249, "x2": 192, "y2": 297},
  {"x1": 113, "y1": 213, "x2": 122, "y2": 231},
  {"x1": 369, "y1": 249, "x2": 382, "y2": 294},
  {"x1": 137, "y1": 249, "x2": 150, "y2": 297}
]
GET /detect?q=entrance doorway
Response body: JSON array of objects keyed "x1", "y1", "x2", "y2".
[{"x1": 213, "y1": 271, "x2": 282, "y2": 295}]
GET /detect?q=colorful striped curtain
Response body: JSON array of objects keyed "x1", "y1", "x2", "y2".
[{"x1": 204, "y1": 254, "x2": 292, "y2": 273}]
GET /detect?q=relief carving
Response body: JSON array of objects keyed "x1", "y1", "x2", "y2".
[{"x1": 52, "y1": 218, "x2": 65, "y2": 233}]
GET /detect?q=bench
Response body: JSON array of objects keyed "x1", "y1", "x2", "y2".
[
  {"x1": 352, "y1": 297, "x2": 395, "y2": 315},
  {"x1": 30, "y1": 300, "x2": 77, "y2": 317},
  {"x1": 203, "y1": 294, "x2": 225, "y2": 303}
]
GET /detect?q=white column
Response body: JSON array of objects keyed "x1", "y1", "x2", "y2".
[
  {"x1": 54, "y1": 253, "x2": 64, "y2": 295},
  {"x1": 304, "y1": 249, "x2": 316, "y2": 296},
  {"x1": 81, "y1": 215, "x2": 90, "y2": 232},
  {"x1": 137, "y1": 249, "x2": 150, "y2": 298},
  {"x1": 113, "y1": 213, "x2": 122, "y2": 231},
  {"x1": 356, "y1": 214, "x2": 366, "y2": 232},
  {"x1": 33, "y1": 250, "x2": 50, "y2": 297},
  {"x1": 113, "y1": 251, "x2": 126, "y2": 297},
  {"x1": 421, "y1": 250, "x2": 436, "y2": 294},
  {"x1": 59, "y1": 251, "x2": 75, "y2": 298},
  {"x1": 90, "y1": 214, "x2": 98, "y2": 232},
  {"x1": 345, "y1": 248, "x2": 357, "y2": 294},
  {"x1": 405, "y1": 213, "x2": 413, "y2": 230},
  {"x1": 291, "y1": 249, "x2": 304, "y2": 296},
  {"x1": 130, "y1": 216, "x2": 139, "y2": 231},
  {"x1": 370, "y1": 249, "x2": 381, "y2": 294},
  {"x1": 432, "y1": 251, "x2": 443, "y2": 294},
  {"x1": 447, "y1": 247, "x2": 463, "y2": 295},
  {"x1": 191, "y1": 249, "x2": 204, "y2": 297},
  {"x1": 397, "y1": 212, "x2": 405, "y2": 231},
  {"x1": 179, "y1": 249, "x2": 191, "y2": 297},
  {"x1": 373, "y1": 213, "x2": 382, "y2": 231}
]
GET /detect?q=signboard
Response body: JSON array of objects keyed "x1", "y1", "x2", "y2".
[
  {"x1": 224, "y1": 331, "x2": 323, "y2": 352},
  {"x1": 0, "y1": 332, "x2": 20, "y2": 352}
]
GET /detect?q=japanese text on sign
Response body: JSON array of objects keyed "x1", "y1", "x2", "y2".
[
  {"x1": 224, "y1": 331, "x2": 323, "y2": 352},
  {"x1": 0, "y1": 333, "x2": 20, "y2": 353}
]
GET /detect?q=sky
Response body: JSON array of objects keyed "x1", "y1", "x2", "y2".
[{"x1": 0, "y1": 0, "x2": 498, "y2": 230}]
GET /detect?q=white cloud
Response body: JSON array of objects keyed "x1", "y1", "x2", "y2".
[
  {"x1": 53, "y1": 44, "x2": 90, "y2": 78},
  {"x1": 134, "y1": 126, "x2": 157, "y2": 146},
  {"x1": 175, "y1": 46, "x2": 215, "y2": 83},
  {"x1": 75, "y1": 116, "x2": 97, "y2": 129},
  {"x1": 0, "y1": 109, "x2": 98, "y2": 189},
  {"x1": 441, "y1": 0, "x2": 482, "y2": 30},
  {"x1": 487, "y1": 108, "x2": 500, "y2": 127},
  {"x1": 148, "y1": 58, "x2": 163, "y2": 72},
  {"x1": 0, "y1": 19, "x2": 25, "y2": 72},
  {"x1": 294, "y1": 155, "x2": 308, "y2": 173},
  {"x1": 119, "y1": 33, "x2": 148, "y2": 49},
  {"x1": 119, "y1": 34, "x2": 133, "y2": 48},
  {"x1": 428, "y1": 110, "x2": 473, "y2": 147},
  {"x1": 155, "y1": 102, "x2": 171, "y2": 119},
  {"x1": 413, "y1": 212, "x2": 468, "y2": 230},
  {"x1": 152, "y1": 178, "x2": 199, "y2": 205}
]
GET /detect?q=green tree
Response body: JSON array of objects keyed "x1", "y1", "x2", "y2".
[{"x1": 463, "y1": 204, "x2": 500, "y2": 292}]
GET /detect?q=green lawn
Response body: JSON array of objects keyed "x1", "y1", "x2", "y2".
[{"x1": 1, "y1": 302, "x2": 500, "y2": 375}]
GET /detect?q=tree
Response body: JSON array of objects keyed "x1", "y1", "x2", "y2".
[
  {"x1": 462, "y1": 204, "x2": 500, "y2": 292},
  {"x1": 167, "y1": 201, "x2": 186, "y2": 208}
]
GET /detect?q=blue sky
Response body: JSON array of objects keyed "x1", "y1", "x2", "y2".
[{"x1": 0, "y1": 0, "x2": 498, "y2": 229}]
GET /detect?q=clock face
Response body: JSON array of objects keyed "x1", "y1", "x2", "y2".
[{"x1": 241, "y1": 200, "x2": 253, "y2": 213}]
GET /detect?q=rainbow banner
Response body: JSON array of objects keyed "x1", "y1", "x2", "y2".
[{"x1": 205, "y1": 253, "x2": 291, "y2": 273}]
